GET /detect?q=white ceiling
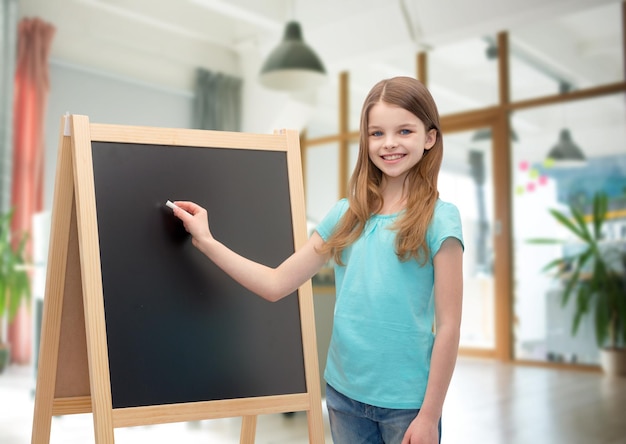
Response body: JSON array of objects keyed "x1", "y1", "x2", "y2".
[
  {"x1": 15, "y1": 0, "x2": 626, "y2": 161},
  {"x1": 16, "y1": 0, "x2": 619, "y2": 92}
]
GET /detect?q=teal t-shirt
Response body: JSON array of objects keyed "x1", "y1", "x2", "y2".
[{"x1": 316, "y1": 198, "x2": 463, "y2": 409}]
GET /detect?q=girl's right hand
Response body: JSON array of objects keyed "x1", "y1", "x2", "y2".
[{"x1": 171, "y1": 201, "x2": 213, "y2": 247}]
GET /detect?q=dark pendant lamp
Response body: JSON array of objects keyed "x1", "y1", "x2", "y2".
[
  {"x1": 546, "y1": 128, "x2": 586, "y2": 167},
  {"x1": 259, "y1": 21, "x2": 326, "y2": 91}
]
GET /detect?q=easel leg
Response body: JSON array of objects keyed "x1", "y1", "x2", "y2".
[
  {"x1": 31, "y1": 289, "x2": 62, "y2": 444},
  {"x1": 31, "y1": 126, "x2": 74, "y2": 444},
  {"x1": 307, "y1": 402, "x2": 326, "y2": 443},
  {"x1": 240, "y1": 415, "x2": 257, "y2": 444}
]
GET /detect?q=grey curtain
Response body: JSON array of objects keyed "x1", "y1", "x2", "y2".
[
  {"x1": 0, "y1": 0, "x2": 17, "y2": 213},
  {"x1": 193, "y1": 68, "x2": 242, "y2": 131}
]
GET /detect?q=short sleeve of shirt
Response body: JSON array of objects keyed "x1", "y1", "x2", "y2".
[
  {"x1": 316, "y1": 198, "x2": 349, "y2": 241},
  {"x1": 427, "y1": 200, "x2": 464, "y2": 259}
]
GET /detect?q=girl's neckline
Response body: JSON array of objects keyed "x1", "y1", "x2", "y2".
[{"x1": 371, "y1": 210, "x2": 402, "y2": 218}]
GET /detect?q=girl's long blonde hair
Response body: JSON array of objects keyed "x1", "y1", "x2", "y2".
[{"x1": 319, "y1": 76, "x2": 443, "y2": 265}]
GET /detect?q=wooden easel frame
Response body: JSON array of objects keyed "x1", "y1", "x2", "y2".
[{"x1": 31, "y1": 115, "x2": 324, "y2": 443}]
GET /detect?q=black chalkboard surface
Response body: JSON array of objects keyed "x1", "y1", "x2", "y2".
[{"x1": 91, "y1": 142, "x2": 306, "y2": 409}]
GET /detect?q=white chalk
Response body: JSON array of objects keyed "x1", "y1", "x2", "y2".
[{"x1": 166, "y1": 200, "x2": 180, "y2": 211}]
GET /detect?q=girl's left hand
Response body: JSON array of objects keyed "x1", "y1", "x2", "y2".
[{"x1": 401, "y1": 414, "x2": 439, "y2": 444}]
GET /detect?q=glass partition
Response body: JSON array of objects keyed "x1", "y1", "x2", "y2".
[
  {"x1": 427, "y1": 36, "x2": 499, "y2": 115},
  {"x1": 441, "y1": 129, "x2": 496, "y2": 350},
  {"x1": 305, "y1": 83, "x2": 339, "y2": 139},
  {"x1": 511, "y1": 93, "x2": 626, "y2": 364},
  {"x1": 348, "y1": 140, "x2": 359, "y2": 177},
  {"x1": 305, "y1": 142, "x2": 340, "y2": 229}
]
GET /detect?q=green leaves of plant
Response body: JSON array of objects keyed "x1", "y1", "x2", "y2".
[
  {"x1": 527, "y1": 192, "x2": 625, "y2": 349},
  {"x1": 0, "y1": 209, "x2": 31, "y2": 325}
]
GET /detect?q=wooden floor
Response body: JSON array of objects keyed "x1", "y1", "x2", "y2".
[
  {"x1": 1, "y1": 357, "x2": 625, "y2": 443},
  {"x1": 443, "y1": 358, "x2": 626, "y2": 444}
]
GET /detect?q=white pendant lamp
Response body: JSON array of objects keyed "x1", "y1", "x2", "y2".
[{"x1": 259, "y1": 21, "x2": 326, "y2": 91}]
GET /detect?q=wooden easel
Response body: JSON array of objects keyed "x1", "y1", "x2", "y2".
[{"x1": 31, "y1": 115, "x2": 325, "y2": 443}]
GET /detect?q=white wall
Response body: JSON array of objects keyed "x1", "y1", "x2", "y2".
[{"x1": 43, "y1": 52, "x2": 319, "y2": 212}]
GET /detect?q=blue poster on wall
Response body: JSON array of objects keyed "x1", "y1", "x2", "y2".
[{"x1": 541, "y1": 153, "x2": 626, "y2": 211}]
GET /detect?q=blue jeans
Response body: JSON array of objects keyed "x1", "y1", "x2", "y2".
[{"x1": 326, "y1": 384, "x2": 441, "y2": 444}]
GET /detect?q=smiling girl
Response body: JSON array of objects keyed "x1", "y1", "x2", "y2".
[{"x1": 173, "y1": 76, "x2": 464, "y2": 444}]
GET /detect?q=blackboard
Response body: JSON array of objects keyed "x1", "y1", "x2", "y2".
[
  {"x1": 91, "y1": 142, "x2": 306, "y2": 408},
  {"x1": 31, "y1": 116, "x2": 324, "y2": 444}
]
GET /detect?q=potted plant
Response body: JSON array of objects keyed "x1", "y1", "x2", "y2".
[
  {"x1": 528, "y1": 192, "x2": 626, "y2": 376},
  {"x1": 0, "y1": 208, "x2": 31, "y2": 373}
]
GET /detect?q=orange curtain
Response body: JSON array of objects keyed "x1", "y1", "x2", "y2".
[{"x1": 9, "y1": 17, "x2": 55, "y2": 364}]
